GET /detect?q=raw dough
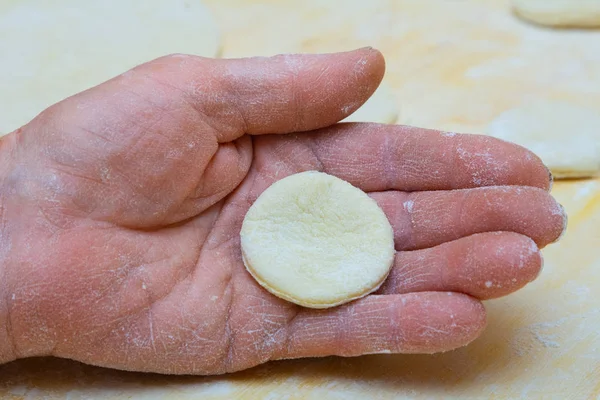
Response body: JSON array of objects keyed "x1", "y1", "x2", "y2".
[
  {"x1": 486, "y1": 100, "x2": 600, "y2": 178},
  {"x1": 512, "y1": 0, "x2": 600, "y2": 28},
  {"x1": 0, "y1": 0, "x2": 221, "y2": 135},
  {"x1": 342, "y1": 82, "x2": 399, "y2": 124},
  {"x1": 240, "y1": 171, "x2": 395, "y2": 309}
]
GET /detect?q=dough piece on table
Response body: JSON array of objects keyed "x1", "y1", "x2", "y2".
[
  {"x1": 0, "y1": 0, "x2": 221, "y2": 135},
  {"x1": 240, "y1": 171, "x2": 395, "y2": 309},
  {"x1": 342, "y1": 82, "x2": 399, "y2": 124},
  {"x1": 512, "y1": 0, "x2": 600, "y2": 28},
  {"x1": 485, "y1": 100, "x2": 600, "y2": 178}
]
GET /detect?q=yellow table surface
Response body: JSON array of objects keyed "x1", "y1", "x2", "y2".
[{"x1": 1, "y1": 0, "x2": 599, "y2": 398}]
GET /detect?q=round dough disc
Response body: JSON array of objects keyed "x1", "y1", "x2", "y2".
[
  {"x1": 512, "y1": 0, "x2": 600, "y2": 28},
  {"x1": 485, "y1": 100, "x2": 600, "y2": 179},
  {"x1": 342, "y1": 82, "x2": 399, "y2": 124},
  {"x1": 0, "y1": 0, "x2": 221, "y2": 135},
  {"x1": 240, "y1": 171, "x2": 395, "y2": 309}
]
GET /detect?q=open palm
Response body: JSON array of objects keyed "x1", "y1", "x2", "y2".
[{"x1": 2, "y1": 48, "x2": 565, "y2": 374}]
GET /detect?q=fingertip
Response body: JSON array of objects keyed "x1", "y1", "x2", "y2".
[
  {"x1": 457, "y1": 135, "x2": 553, "y2": 191},
  {"x1": 550, "y1": 201, "x2": 568, "y2": 245},
  {"x1": 502, "y1": 138, "x2": 553, "y2": 191},
  {"x1": 400, "y1": 292, "x2": 486, "y2": 353},
  {"x1": 541, "y1": 198, "x2": 568, "y2": 248},
  {"x1": 522, "y1": 235, "x2": 544, "y2": 283},
  {"x1": 474, "y1": 233, "x2": 543, "y2": 299},
  {"x1": 444, "y1": 293, "x2": 487, "y2": 350},
  {"x1": 358, "y1": 46, "x2": 386, "y2": 82},
  {"x1": 536, "y1": 250, "x2": 545, "y2": 280},
  {"x1": 335, "y1": 47, "x2": 386, "y2": 119},
  {"x1": 465, "y1": 294, "x2": 487, "y2": 333}
]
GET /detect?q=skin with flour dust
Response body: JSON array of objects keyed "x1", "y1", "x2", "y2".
[{"x1": 0, "y1": 48, "x2": 566, "y2": 375}]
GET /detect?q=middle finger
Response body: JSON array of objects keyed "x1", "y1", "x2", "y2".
[{"x1": 370, "y1": 186, "x2": 566, "y2": 251}]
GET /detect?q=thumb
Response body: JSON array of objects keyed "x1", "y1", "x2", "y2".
[
  {"x1": 11, "y1": 48, "x2": 384, "y2": 228},
  {"x1": 108, "y1": 47, "x2": 385, "y2": 141},
  {"x1": 209, "y1": 47, "x2": 386, "y2": 138}
]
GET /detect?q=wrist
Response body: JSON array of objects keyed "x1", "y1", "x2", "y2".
[{"x1": 0, "y1": 131, "x2": 17, "y2": 364}]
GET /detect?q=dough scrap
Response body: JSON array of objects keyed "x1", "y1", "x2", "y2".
[
  {"x1": 512, "y1": 0, "x2": 600, "y2": 28},
  {"x1": 240, "y1": 171, "x2": 395, "y2": 309},
  {"x1": 485, "y1": 100, "x2": 600, "y2": 178},
  {"x1": 342, "y1": 82, "x2": 399, "y2": 124},
  {"x1": 0, "y1": 0, "x2": 221, "y2": 135}
]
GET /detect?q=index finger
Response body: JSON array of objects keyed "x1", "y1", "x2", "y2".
[{"x1": 293, "y1": 123, "x2": 553, "y2": 192}]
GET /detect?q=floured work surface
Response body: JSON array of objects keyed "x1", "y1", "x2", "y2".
[
  {"x1": 1, "y1": 0, "x2": 600, "y2": 398},
  {"x1": 0, "y1": 0, "x2": 221, "y2": 135}
]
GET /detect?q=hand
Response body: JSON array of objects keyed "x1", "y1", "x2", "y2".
[{"x1": 0, "y1": 48, "x2": 565, "y2": 374}]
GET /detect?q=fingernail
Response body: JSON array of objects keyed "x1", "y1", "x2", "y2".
[
  {"x1": 535, "y1": 252, "x2": 545, "y2": 280},
  {"x1": 553, "y1": 203, "x2": 568, "y2": 244}
]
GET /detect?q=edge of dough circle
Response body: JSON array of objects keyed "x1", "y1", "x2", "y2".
[
  {"x1": 240, "y1": 171, "x2": 395, "y2": 309},
  {"x1": 511, "y1": 0, "x2": 600, "y2": 27}
]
